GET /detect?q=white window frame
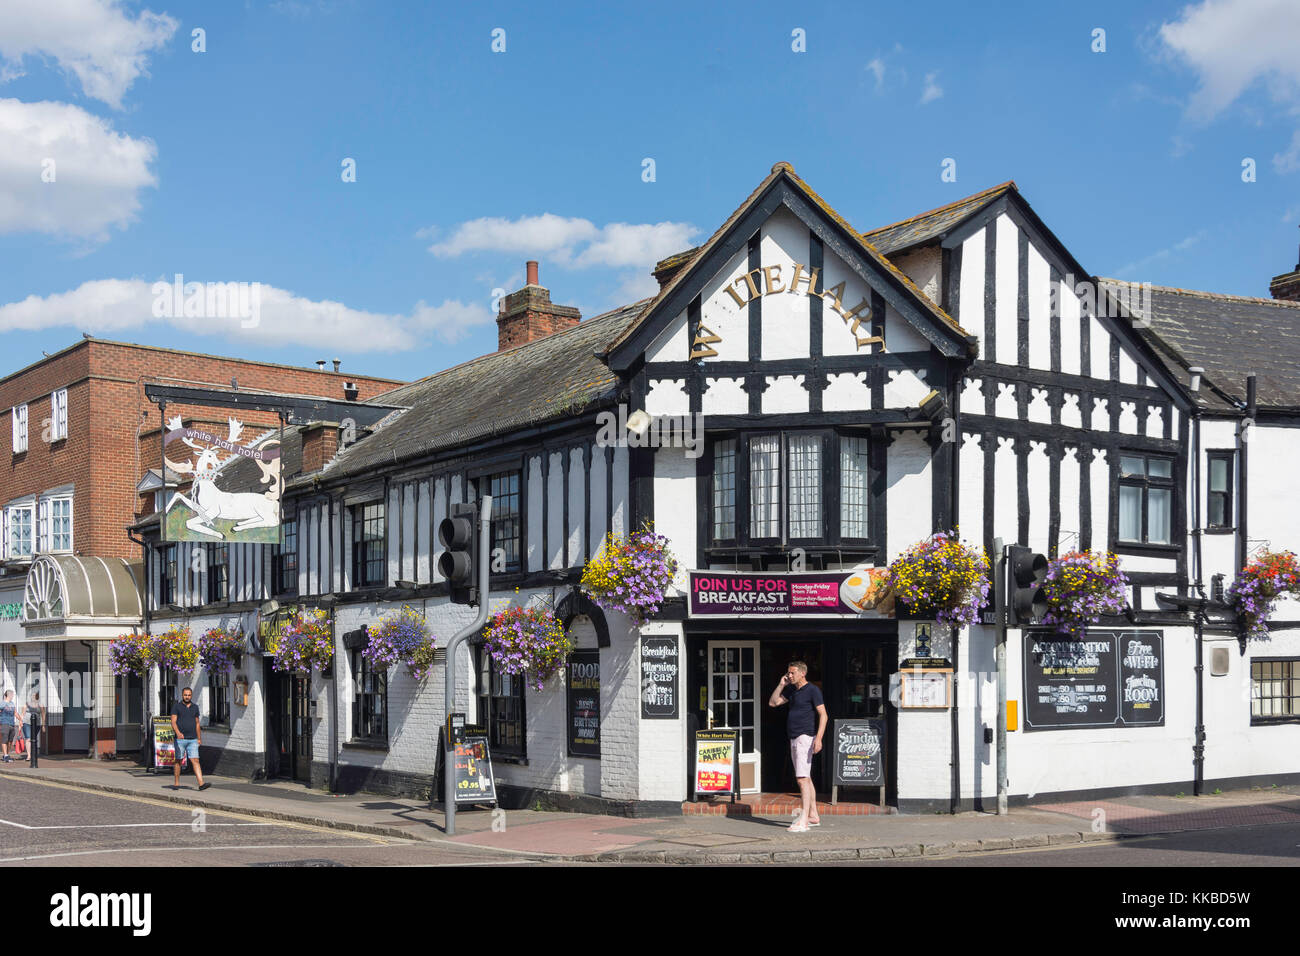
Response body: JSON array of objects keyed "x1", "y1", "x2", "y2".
[
  {"x1": 11, "y1": 404, "x2": 27, "y2": 454},
  {"x1": 4, "y1": 502, "x2": 35, "y2": 560},
  {"x1": 50, "y1": 389, "x2": 68, "y2": 442},
  {"x1": 40, "y1": 496, "x2": 72, "y2": 552}
]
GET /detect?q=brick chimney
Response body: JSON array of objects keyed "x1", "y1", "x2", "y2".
[
  {"x1": 496, "y1": 260, "x2": 581, "y2": 350},
  {"x1": 301, "y1": 421, "x2": 340, "y2": 473},
  {"x1": 1269, "y1": 230, "x2": 1300, "y2": 302}
]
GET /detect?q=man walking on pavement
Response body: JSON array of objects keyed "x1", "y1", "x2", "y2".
[
  {"x1": 169, "y1": 686, "x2": 209, "y2": 791},
  {"x1": 768, "y1": 660, "x2": 827, "y2": 833}
]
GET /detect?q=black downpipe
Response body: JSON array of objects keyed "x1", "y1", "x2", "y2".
[
  {"x1": 948, "y1": 367, "x2": 962, "y2": 814},
  {"x1": 1238, "y1": 375, "x2": 1256, "y2": 654},
  {"x1": 1190, "y1": 409, "x2": 1205, "y2": 797},
  {"x1": 128, "y1": 527, "x2": 151, "y2": 767}
]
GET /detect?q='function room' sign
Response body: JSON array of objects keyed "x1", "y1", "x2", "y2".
[{"x1": 1023, "y1": 630, "x2": 1164, "y2": 732}]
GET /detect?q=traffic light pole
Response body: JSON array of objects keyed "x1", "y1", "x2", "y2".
[
  {"x1": 993, "y1": 537, "x2": 1008, "y2": 816},
  {"x1": 443, "y1": 494, "x2": 492, "y2": 838}
]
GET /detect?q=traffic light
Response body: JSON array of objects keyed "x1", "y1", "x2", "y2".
[
  {"x1": 438, "y1": 502, "x2": 479, "y2": 606},
  {"x1": 1007, "y1": 545, "x2": 1047, "y2": 626}
]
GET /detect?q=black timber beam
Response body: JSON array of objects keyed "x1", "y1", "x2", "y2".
[{"x1": 144, "y1": 383, "x2": 403, "y2": 428}]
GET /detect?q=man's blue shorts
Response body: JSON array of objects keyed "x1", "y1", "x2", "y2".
[{"x1": 174, "y1": 737, "x2": 200, "y2": 759}]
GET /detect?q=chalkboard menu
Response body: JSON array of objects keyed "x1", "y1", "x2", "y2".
[
  {"x1": 1023, "y1": 630, "x2": 1164, "y2": 732},
  {"x1": 446, "y1": 727, "x2": 497, "y2": 805},
  {"x1": 832, "y1": 718, "x2": 885, "y2": 787},
  {"x1": 640, "y1": 635, "x2": 679, "y2": 719},
  {"x1": 567, "y1": 650, "x2": 600, "y2": 757}
]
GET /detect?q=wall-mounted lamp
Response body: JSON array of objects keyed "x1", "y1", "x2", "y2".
[{"x1": 625, "y1": 409, "x2": 651, "y2": 437}]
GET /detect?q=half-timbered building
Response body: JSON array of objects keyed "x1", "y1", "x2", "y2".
[{"x1": 135, "y1": 164, "x2": 1300, "y2": 811}]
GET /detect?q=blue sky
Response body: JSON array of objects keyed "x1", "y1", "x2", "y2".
[{"x1": 1, "y1": 0, "x2": 1297, "y2": 384}]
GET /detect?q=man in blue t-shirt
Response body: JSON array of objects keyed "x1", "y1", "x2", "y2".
[{"x1": 768, "y1": 660, "x2": 827, "y2": 833}]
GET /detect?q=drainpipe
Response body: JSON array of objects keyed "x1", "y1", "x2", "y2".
[
  {"x1": 328, "y1": 604, "x2": 338, "y2": 792},
  {"x1": 79, "y1": 640, "x2": 97, "y2": 759},
  {"x1": 128, "y1": 527, "x2": 151, "y2": 765},
  {"x1": 1238, "y1": 376, "x2": 1256, "y2": 579},
  {"x1": 1190, "y1": 402, "x2": 1206, "y2": 797}
]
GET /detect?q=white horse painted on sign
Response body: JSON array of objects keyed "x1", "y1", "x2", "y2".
[{"x1": 166, "y1": 417, "x2": 280, "y2": 539}]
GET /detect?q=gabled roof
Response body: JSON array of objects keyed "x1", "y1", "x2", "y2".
[
  {"x1": 304, "y1": 300, "x2": 649, "y2": 484},
  {"x1": 1100, "y1": 279, "x2": 1300, "y2": 411},
  {"x1": 862, "y1": 181, "x2": 1017, "y2": 255},
  {"x1": 605, "y1": 162, "x2": 976, "y2": 367}
]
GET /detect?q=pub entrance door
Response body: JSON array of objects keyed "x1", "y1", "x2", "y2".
[
  {"x1": 265, "y1": 660, "x2": 312, "y2": 783},
  {"x1": 706, "y1": 642, "x2": 760, "y2": 793}
]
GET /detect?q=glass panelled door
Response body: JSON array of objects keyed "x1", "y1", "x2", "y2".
[{"x1": 708, "y1": 642, "x2": 760, "y2": 793}]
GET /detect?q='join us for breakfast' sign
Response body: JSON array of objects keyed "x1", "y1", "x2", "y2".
[{"x1": 687, "y1": 566, "x2": 894, "y2": 619}]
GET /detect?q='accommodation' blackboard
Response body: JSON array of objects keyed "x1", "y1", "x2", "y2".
[
  {"x1": 1023, "y1": 630, "x2": 1164, "y2": 731},
  {"x1": 640, "y1": 635, "x2": 679, "y2": 719},
  {"x1": 832, "y1": 718, "x2": 885, "y2": 787}
]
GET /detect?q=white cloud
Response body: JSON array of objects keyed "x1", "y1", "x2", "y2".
[
  {"x1": 866, "y1": 58, "x2": 886, "y2": 90},
  {"x1": 920, "y1": 72, "x2": 943, "y2": 105},
  {"x1": 0, "y1": 279, "x2": 495, "y2": 352},
  {"x1": 426, "y1": 213, "x2": 698, "y2": 271},
  {"x1": 0, "y1": 0, "x2": 176, "y2": 109},
  {"x1": 0, "y1": 98, "x2": 158, "y2": 240},
  {"x1": 1273, "y1": 129, "x2": 1300, "y2": 173},
  {"x1": 1159, "y1": 0, "x2": 1300, "y2": 121},
  {"x1": 1113, "y1": 229, "x2": 1211, "y2": 278}
]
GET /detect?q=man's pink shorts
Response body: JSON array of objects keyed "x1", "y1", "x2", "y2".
[{"x1": 790, "y1": 734, "x2": 815, "y2": 778}]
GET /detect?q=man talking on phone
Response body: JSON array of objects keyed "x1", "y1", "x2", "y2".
[{"x1": 768, "y1": 660, "x2": 827, "y2": 833}]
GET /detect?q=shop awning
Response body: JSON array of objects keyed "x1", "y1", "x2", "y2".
[{"x1": 21, "y1": 554, "x2": 144, "y2": 635}]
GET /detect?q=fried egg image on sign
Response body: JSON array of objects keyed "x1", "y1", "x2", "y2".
[{"x1": 839, "y1": 565, "x2": 877, "y2": 610}]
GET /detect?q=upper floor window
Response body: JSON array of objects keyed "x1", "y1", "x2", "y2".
[
  {"x1": 11, "y1": 405, "x2": 27, "y2": 454},
  {"x1": 1118, "y1": 453, "x2": 1174, "y2": 545},
  {"x1": 50, "y1": 390, "x2": 68, "y2": 442},
  {"x1": 272, "y1": 519, "x2": 298, "y2": 594},
  {"x1": 3, "y1": 503, "x2": 34, "y2": 560},
  {"x1": 206, "y1": 543, "x2": 229, "y2": 604},
  {"x1": 160, "y1": 544, "x2": 178, "y2": 606},
  {"x1": 710, "y1": 430, "x2": 876, "y2": 550},
  {"x1": 352, "y1": 501, "x2": 385, "y2": 588},
  {"x1": 478, "y1": 471, "x2": 521, "y2": 572},
  {"x1": 38, "y1": 497, "x2": 72, "y2": 552},
  {"x1": 1207, "y1": 451, "x2": 1234, "y2": 531}
]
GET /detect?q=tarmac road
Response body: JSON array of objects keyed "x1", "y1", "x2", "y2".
[{"x1": 0, "y1": 776, "x2": 547, "y2": 867}]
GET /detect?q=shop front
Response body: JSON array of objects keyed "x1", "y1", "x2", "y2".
[{"x1": 683, "y1": 568, "x2": 899, "y2": 804}]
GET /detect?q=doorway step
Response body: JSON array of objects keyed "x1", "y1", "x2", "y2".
[{"x1": 683, "y1": 793, "x2": 893, "y2": 817}]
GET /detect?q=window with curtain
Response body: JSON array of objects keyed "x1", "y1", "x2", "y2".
[
  {"x1": 1118, "y1": 453, "x2": 1174, "y2": 545},
  {"x1": 712, "y1": 440, "x2": 737, "y2": 541},
  {"x1": 840, "y1": 435, "x2": 871, "y2": 539},
  {"x1": 4, "y1": 503, "x2": 34, "y2": 559},
  {"x1": 749, "y1": 434, "x2": 781, "y2": 539},
  {"x1": 786, "y1": 434, "x2": 822, "y2": 538},
  {"x1": 1207, "y1": 451, "x2": 1234, "y2": 530},
  {"x1": 40, "y1": 497, "x2": 72, "y2": 552}
]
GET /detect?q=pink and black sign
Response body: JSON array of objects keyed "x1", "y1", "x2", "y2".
[{"x1": 688, "y1": 567, "x2": 892, "y2": 619}]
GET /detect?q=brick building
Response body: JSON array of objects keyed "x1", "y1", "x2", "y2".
[{"x1": 0, "y1": 337, "x2": 402, "y2": 756}]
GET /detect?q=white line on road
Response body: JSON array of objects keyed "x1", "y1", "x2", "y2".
[
  {"x1": 0, "y1": 819, "x2": 275, "y2": 830},
  {"x1": 0, "y1": 844, "x2": 381, "y2": 863}
]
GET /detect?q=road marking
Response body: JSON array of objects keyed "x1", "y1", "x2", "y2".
[
  {"x1": 0, "y1": 844, "x2": 390, "y2": 863},
  {"x1": 0, "y1": 818, "x2": 274, "y2": 830}
]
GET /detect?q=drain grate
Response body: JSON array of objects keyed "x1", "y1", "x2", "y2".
[{"x1": 252, "y1": 859, "x2": 345, "y2": 867}]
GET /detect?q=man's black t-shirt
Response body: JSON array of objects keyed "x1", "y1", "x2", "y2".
[
  {"x1": 781, "y1": 682, "x2": 824, "y2": 739},
  {"x1": 171, "y1": 700, "x2": 200, "y2": 738}
]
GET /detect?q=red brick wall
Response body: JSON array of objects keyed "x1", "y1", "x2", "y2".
[{"x1": 0, "y1": 340, "x2": 404, "y2": 561}]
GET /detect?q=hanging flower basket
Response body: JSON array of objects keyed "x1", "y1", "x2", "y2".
[
  {"x1": 272, "y1": 608, "x2": 334, "y2": 674},
  {"x1": 1229, "y1": 550, "x2": 1300, "y2": 639},
  {"x1": 199, "y1": 627, "x2": 245, "y2": 672},
  {"x1": 884, "y1": 531, "x2": 989, "y2": 628},
  {"x1": 482, "y1": 605, "x2": 572, "y2": 692},
  {"x1": 109, "y1": 633, "x2": 149, "y2": 676},
  {"x1": 1041, "y1": 551, "x2": 1130, "y2": 635},
  {"x1": 364, "y1": 606, "x2": 438, "y2": 681},
  {"x1": 145, "y1": 624, "x2": 198, "y2": 674},
  {"x1": 580, "y1": 525, "x2": 679, "y2": 623}
]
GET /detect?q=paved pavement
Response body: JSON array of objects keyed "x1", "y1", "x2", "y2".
[{"x1": 4, "y1": 756, "x2": 1299, "y2": 865}]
